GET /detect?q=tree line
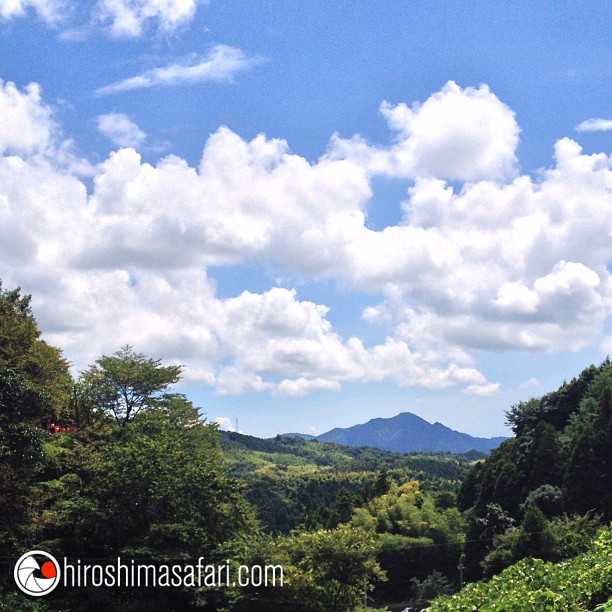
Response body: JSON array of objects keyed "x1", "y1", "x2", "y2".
[{"x1": 457, "y1": 358, "x2": 612, "y2": 584}]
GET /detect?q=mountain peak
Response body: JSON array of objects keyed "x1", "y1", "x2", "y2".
[{"x1": 315, "y1": 411, "x2": 507, "y2": 453}]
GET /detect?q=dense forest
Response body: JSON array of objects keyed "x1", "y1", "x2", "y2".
[
  {"x1": 1, "y1": 280, "x2": 611, "y2": 610},
  {"x1": 458, "y1": 359, "x2": 612, "y2": 581},
  {"x1": 221, "y1": 430, "x2": 478, "y2": 534}
]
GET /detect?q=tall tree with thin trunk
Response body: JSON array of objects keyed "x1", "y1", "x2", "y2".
[{"x1": 78, "y1": 345, "x2": 182, "y2": 426}]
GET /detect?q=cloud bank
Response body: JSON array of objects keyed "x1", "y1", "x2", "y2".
[{"x1": 1, "y1": 79, "x2": 610, "y2": 398}]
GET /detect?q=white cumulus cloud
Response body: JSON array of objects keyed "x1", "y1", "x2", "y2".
[
  {"x1": 464, "y1": 382, "x2": 501, "y2": 396},
  {"x1": 575, "y1": 118, "x2": 612, "y2": 132},
  {"x1": 1, "y1": 0, "x2": 209, "y2": 35},
  {"x1": 327, "y1": 81, "x2": 520, "y2": 182},
  {"x1": 97, "y1": 0, "x2": 206, "y2": 37},
  {"x1": 0, "y1": 0, "x2": 65, "y2": 23},
  {"x1": 97, "y1": 113, "x2": 146, "y2": 148},
  {"x1": 214, "y1": 416, "x2": 237, "y2": 432},
  {"x1": 0, "y1": 80, "x2": 57, "y2": 156}
]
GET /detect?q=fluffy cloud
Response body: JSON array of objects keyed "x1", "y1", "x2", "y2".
[
  {"x1": 0, "y1": 80, "x2": 57, "y2": 156},
  {"x1": 97, "y1": 113, "x2": 146, "y2": 148},
  {"x1": 520, "y1": 377, "x2": 540, "y2": 388},
  {"x1": 0, "y1": 79, "x2": 91, "y2": 175},
  {"x1": 1, "y1": 79, "x2": 611, "y2": 399},
  {"x1": 0, "y1": 0, "x2": 65, "y2": 23},
  {"x1": 382, "y1": 82, "x2": 520, "y2": 181},
  {"x1": 214, "y1": 417, "x2": 236, "y2": 432},
  {"x1": 1, "y1": 0, "x2": 207, "y2": 35},
  {"x1": 327, "y1": 81, "x2": 520, "y2": 182},
  {"x1": 464, "y1": 383, "x2": 500, "y2": 396},
  {"x1": 575, "y1": 118, "x2": 612, "y2": 132},
  {"x1": 97, "y1": 0, "x2": 205, "y2": 37},
  {"x1": 96, "y1": 46, "x2": 260, "y2": 95}
]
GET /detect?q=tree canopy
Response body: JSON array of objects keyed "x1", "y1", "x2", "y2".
[
  {"x1": 458, "y1": 358, "x2": 612, "y2": 580},
  {"x1": 77, "y1": 345, "x2": 182, "y2": 426}
]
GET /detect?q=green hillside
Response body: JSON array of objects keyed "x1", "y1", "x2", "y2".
[
  {"x1": 458, "y1": 358, "x2": 612, "y2": 582},
  {"x1": 221, "y1": 430, "x2": 479, "y2": 533},
  {"x1": 430, "y1": 524, "x2": 612, "y2": 611}
]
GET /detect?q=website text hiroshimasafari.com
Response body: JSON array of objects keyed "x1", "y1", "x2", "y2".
[
  {"x1": 16, "y1": 552, "x2": 284, "y2": 593},
  {"x1": 63, "y1": 557, "x2": 283, "y2": 588},
  {"x1": 62, "y1": 557, "x2": 283, "y2": 587}
]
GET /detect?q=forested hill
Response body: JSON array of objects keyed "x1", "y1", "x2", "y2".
[
  {"x1": 457, "y1": 357, "x2": 612, "y2": 581},
  {"x1": 220, "y1": 429, "x2": 484, "y2": 474},
  {"x1": 220, "y1": 430, "x2": 481, "y2": 535},
  {"x1": 314, "y1": 411, "x2": 508, "y2": 453}
]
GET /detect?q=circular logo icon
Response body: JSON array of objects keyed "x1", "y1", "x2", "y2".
[{"x1": 14, "y1": 550, "x2": 61, "y2": 597}]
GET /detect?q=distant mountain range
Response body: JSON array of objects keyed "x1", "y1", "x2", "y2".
[{"x1": 285, "y1": 412, "x2": 508, "y2": 453}]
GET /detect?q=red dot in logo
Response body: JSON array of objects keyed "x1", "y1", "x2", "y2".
[{"x1": 41, "y1": 561, "x2": 57, "y2": 579}]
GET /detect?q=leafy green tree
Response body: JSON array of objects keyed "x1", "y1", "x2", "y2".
[
  {"x1": 477, "y1": 510, "x2": 590, "y2": 578},
  {"x1": 44, "y1": 396, "x2": 254, "y2": 555},
  {"x1": 457, "y1": 459, "x2": 484, "y2": 511},
  {"x1": 512, "y1": 504, "x2": 556, "y2": 562},
  {"x1": 290, "y1": 526, "x2": 385, "y2": 611},
  {"x1": 233, "y1": 525, "x2": 385, "y2": 611},
  {"x1": 463, "y1": 502, "x2": 515, "y2": 580},
  {"x1": 548, "y1": 512, "x2": 602, "y2": 560},
  {"x1": 564, "y1": 420, "x2": 606, "y2": 515},
  {"x1": 0, "y1": 282, "x2": 72, "y2": 564},
  {"x1": 410, "y1": 569, "x2": 453, "y2": 600},
  {"x1": 505, "y1": 397, "x2": 542, "y2": 436},
  {"x1": 347, "y1": 480, "x2": 465, "y2": 602},
  {"x1": 371, "y1": 468, "x2": 391, "y2": 497},
  {"x1": 434, "y1": 490, "x2": 457, "y2": 510},
  {"x1": 0, "y1": 282, "x2": 72, "y2": 423},
  {"x1": 520, "y1": 484, "x2": 562, "y2": 518},
  {"x1": 0, "y1": 283, "x2": 38, "y2": 367},
  {"x1": 77, "y1": 346, "x2": 182, "y2": 426},
  {"x1": 480, "y1": 526, "x2": 519, "y2": 577},
  {"x1": 461, "y1": 359, "x2": 612, "y2": 576},
  {"x1": 524, "y1": 421, "x2": 562, "y2": 491},
  {"x1": 329, "y1": 486, "x2": 355, "y2": 527},
  {"x1": 32, "y1": 395, "x2": 257, "y2": 611},
  {"x1": 491, "y1": 454, "x2": 522, "y2": 515}
]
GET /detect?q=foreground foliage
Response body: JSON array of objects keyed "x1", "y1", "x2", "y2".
[
  {"x1": 429, "y1": 524, "x2": 612, "y2": 611},
  {"x1": 0, "y1": 283, "x2": 72, "y2": 561},
  {"x1": 226, "y1": 525, "x2": 384, "y2": 611}
]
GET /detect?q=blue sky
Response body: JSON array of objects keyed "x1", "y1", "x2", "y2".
[{"x1": 0, "y1": 0, "x2": 610, "y2": 438}]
